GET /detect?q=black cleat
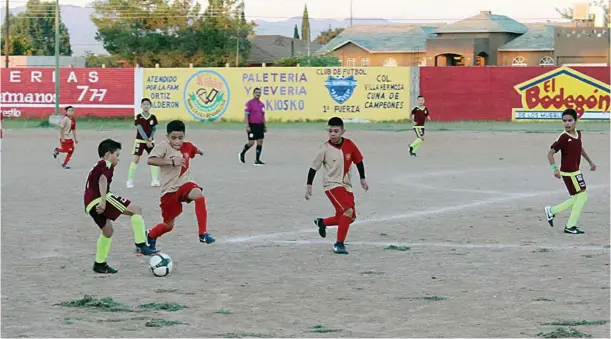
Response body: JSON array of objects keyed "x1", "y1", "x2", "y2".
[
  {"x1": 544, "y1": 206, "x2": 555, "y2": 227},
  {"x1": 314, "y1": 218, "x2": 326, "y2": 238},
  {"x1": 254, "y1": 160, "x2": 265, "y2": 166},
  {"x1": 333, "y1": 242, "x2": 348, "y2": 254},
  {"x1": 564, "y1": 226, "x2": 585, "y2": 234},
  {"x1": 135, "y1": 243, "x2": 159, "y2": 256},
  {"x1": 53, "y1": 148, "x2": 59, "y2": 159},
  {"x1": 409, "y1": 146, "x2": 416, "y2": 157},
  {"x1": 93, "y1": 262, "x2": 118, "y2": 274},
  {"x1": 238, "y1": 152, "x2": 245, "y2": 164}
]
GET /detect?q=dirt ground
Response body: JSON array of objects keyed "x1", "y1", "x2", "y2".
[{"x1": 1, "y1": 127, "x2": 609, "y2": 338}]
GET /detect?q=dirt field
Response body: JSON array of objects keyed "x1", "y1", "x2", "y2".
[{"x1": 1, "y1": 126, "x2": 609, "y2": 338}]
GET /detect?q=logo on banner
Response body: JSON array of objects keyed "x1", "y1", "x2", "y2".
[
  {"x1": 184, "y1": 70, "x2": 230, "y2": 122},
  {"x1": 512, "y1": 66, "x2": 610, "y2": 121},
  {"x1": 324, "y1": 75, "x2": 358, "y2": 104}
]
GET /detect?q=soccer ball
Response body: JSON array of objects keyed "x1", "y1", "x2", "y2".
[{"x1": 149, "y1": 253, "x2": 173, "y2": 277}]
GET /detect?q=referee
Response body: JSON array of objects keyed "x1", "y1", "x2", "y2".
[{"x1": 239, "y1": 88, "x2": 266, "y2": 166}]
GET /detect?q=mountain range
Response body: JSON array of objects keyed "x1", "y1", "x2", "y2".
[{"x1": 0, "y1": 5, "x2": 395, "y2": 56}]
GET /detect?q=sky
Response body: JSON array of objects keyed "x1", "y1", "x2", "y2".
[{"x1": 5, "y1": 0, "x2": 585, "y2": 22}]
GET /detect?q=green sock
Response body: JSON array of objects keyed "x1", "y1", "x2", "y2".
[
  {"x1": 150, "y1": 166, "x2": 159, "y2": 181},
  {"x1": 131, "y1": 215, "x2": 147, "y2": 244},
  {"x1": 551, "y1": 196, "x2": 576, "y2": 215},
  {"x1": 128, "y1": 162, "x2": 138, "y2": 181},
  {"x1": 410, "y1": 138, "x2": 423, "y2": 152},
  {"x1": 567, "y1": 191, "x2": 588, "y2": 228},
  {"x1": 96, "y1": 234, "x2": 112, "y2": 264}
]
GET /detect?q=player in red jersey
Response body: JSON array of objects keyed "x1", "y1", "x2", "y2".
[
  {"x1": 146, "y1": 120, "x2": 216, "y2": 250},
  {"x1": 84, "y1": 139, "x2": 158, "y2": 274},
  {"x1": 544, "y1": 108, "x2": 597, "y2": 234},
  {"x1": 305, "y1": 117, "x2": 369, "y2": 254},
  {"x1": 126, "y1": 98, "x2": 160, "y2": 188},
  {"x1": 409, "y1": 95, "x2": 430, "y2": 157},
  {"x1": 53, "y1": 106, "x2": 78, "y2": 169}
]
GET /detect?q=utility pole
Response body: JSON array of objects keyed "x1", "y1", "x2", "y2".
[
  {"x1": 235, "y1": 25, "x2": 239, "y2": 67},
  {"x1": 350, "y1": 0, "x2": 353, "y2": 26},
  {"x1": 4, "y1": 0, "x2": 9, "y2": 67},
  {"x1": 54, "y1": 0, "x2": 60, "y2": 115}
]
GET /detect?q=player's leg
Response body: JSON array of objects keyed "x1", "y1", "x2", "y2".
[
  {"x1": 564, "y1": 174, "x2": 588, "y2": 234},
  {"x1": 91, "y1": 215, "x2": 117, "y2": 274},
  {"x1": 147, "y1": 193, "x2": 181, "y2": 249},
  {"x1": 117, "y1": 199, "x2": 159, "y2": 255},
  {"x1": 545, "y1": 195, "x2": 575, "y2": 227},
  {"x1": 326, "y1": 187, "x2": 355, "y2": 254},
  {"x1": 410, "y1": 128, "x2": 424, "y2": 155},
  {"x1": 61, "y1": 139, "x2": 75, "y2": 169},
  {"x1": 127, "y1": 142, "x2": 143, "y2": 188},
  {"x1": 254, "y1": 125, "x2": 265, "y2": 165},
  {"x1": 185, "y1": 184, "x2": 216, "y2": 244},
  {"x1": 147, "y1": 146, "x2": 160, "y2": 187},
  {"x1": 239, "y1": 126, "x2": 256, "y2": 164}
]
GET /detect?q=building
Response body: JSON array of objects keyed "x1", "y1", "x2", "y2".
[
  {"x1": 318, "y1": 11, "x2": 610, "y2": 67},
  {"x1": 247, "y1": 35, "x2": 322, "y2": 66}
]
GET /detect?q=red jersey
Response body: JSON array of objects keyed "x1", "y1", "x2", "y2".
[
  {"x1": 551, "y1": 130, "x2": 582, "y2": 172},
  {"x1": 84, "y1": 159, "x2": 115, "y2": 207},
  {"x1": 310, "y1": 138, "x2": 364, "y2": 192},
  {"x1": 134, "y1": 113, "x2": 158, "y2": 141},
  {"x1": 411, "y1": 106, "x2": 429, "y2": 126}
]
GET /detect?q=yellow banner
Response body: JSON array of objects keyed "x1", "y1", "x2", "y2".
[{"x1": 142, "y1": 67, "x2": 412, "y2": 122}]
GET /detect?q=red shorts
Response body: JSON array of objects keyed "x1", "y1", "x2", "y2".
[
  {"x1": 325, "y1": 186, "x2": 356, "y2": 219},
  {"x1": 562, "y1": 172, "x2": 587, "y2": 196},
  {"x1": 160, "y1": 182, "x2": 202, "y2": 223},
  {"x1": 59, "y1": 139, "x2": 74, "y2": 152},
  {"x1": 133, "y1": 140, "x2": 154, "y2": 156},
  {"x1": 87, "y1": 194, "x2": 131, "y2": 228}
]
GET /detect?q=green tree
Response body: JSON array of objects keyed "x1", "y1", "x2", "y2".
[
  {"x1": 314, "y1": 27, "x2": 345, "y2": 45},
  {"x1": 293, "y1": 24, "x2": 300, "y2": 39},
  {"x1": 275, "y1": 55, "x2": 340, "y2": 67},
  {"x1": 556, "y1": 0, "x2": 610, "y2": 27},
  {"x1": 301, "y1": 5, "x2": 310, "y2": 42},
  {"x1": 0, "y1": 0, "x2": 72, "y2": 56},
  {"x1": 91, "y1": 0, "x2": 254, "y2": 67}
]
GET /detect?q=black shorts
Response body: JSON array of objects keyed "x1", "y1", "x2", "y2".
[
  {"x1": 413, "y1": 127, "x2": 425, "y2": 138},
  {"x1": 248, "y1": 123, "x2": 265, "y2": 141}
]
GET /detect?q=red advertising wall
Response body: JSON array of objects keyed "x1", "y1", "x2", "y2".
[
  {"x1": 0, "y1": 68, "x2": 135, "y2": 118},
  {"x1": 420, "y1": 67, "x2": 611, "y2": 121}
]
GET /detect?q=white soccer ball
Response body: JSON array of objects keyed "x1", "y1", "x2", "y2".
[{"x1": 149, "y1": 253, "x2": 173, "y2": 277}]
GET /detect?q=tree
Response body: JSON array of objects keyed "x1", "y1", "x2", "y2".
[
  {"x1": 0, "y1": 0, "x2": 72, "y2": 56},
  {"x1": 556, "y1": 0, "x2": 610, "y2": 27},
  {"x1": 301, "y1": 5, "x2": 310, "y2": 42},
  {"x1": 91, "y1": 0, "x2": 255, "y2": 67},
  {"x1": 314, "y1": 27, "x2": 345, "y2": 45},
  {"x1": 275, "y1": 55, "x2": 340, "y2": 67},
  {"x1": 293, "y1": 24, "x2": 300, "y2": 39}
]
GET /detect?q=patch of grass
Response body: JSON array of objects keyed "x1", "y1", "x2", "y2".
[
  {"x1": 99, "y1": 316, "x2": 150, "y2": 323},
  {"x1": 536, "y1": 248, "x2": 551, "y2": 253},
  {"x1": 537, "y1": 327, "x2": 592, "y2": 338},
  {"x1": 379, "y1": 233, "x2": 388, "y2": 236},
  {"x1": 119, "y1": 328, "x2": 138, "y2": 332},
  {"x1": 361, "y1": 270, "x2": 385, "y2": 275},
  {"x1": 214, "y1": 308, "x2": 233, "y2": 315},
  {"x1": 384, "y1": 245, "x2": 410, "y2": 251},
  {"x1": 145, "y1": 318, "x2": 187, "y2": 327},
  {"x1": 408, "y1": 296, "x2": 449, "y2": 301},
  {"x1": 542, "y1": 320, "x2": 608, "y2": 326},
  {"x1": 56, "y1": 295, "x2": 133, "y2": 312},
  {"x1": 220, "y1": 332, "x2": 274, "y2": 338},
  {"x1": 137, "y1": 302, "x2": 187, "y2": 312},
  {"x1": 154, "y1": 288, "x2": 178, "y2": 294},
  {"x1": 63, "y1": 316, "x2": 90, "y2": 324},
  {"x1": 604, "y1": 245, "x2": 610, "y2": 249},
  {"x1": 582, "y1": 254, "x2": 599, "y2": 258},
  {"x1": 532, "y1": 297, "x2": 555, "y2": 302},
  {"x1": 311, "y1": 325, "x2": 343, "y2": 333}
]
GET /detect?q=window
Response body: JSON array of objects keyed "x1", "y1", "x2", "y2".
[
  {"x1": 346, "y1": 58, "x2": 356, "y2": 67},
  {"x1": 361, "y1": 58, "x2": 370, "y2": 67},
  {"x1": 539, "y1": 56, "x2": 555, "y2": 66},
  {"x1": 383, "y1": 58, "x2": 398, "y2": 67},
  {"x1": 512, "y1": 56, "x2": 527, "y2": 67},
  {"x1": 419, "y1": 58, "x2": 427, "y2": 66}
]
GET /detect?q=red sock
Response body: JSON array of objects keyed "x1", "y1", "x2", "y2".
[
  {"x1": 322, "y1": 216, "x2": 339, "y2": 226},
  {"x1": 194, "y1": 197, "x2": 208, "y2": 235},
  {"x1": 62, "y1": 150, "x2": 73, "y2": 165},
  {"x1": 337, "y1": 215, "x2": 351, "y2": 243},
  {"x1": 149, "y1": 223, "x2": 173, "y2": 239}
]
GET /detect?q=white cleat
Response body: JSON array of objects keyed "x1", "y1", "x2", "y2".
[
  {"x1": 151, "y1": 180, "x2": 160, "y2": 187},
  {"x1": 544, "y1": 206, "x2": 554, "y2": 227},
  {"x1": 126, "y1": 180, "x2": 134, "y2": 189}
]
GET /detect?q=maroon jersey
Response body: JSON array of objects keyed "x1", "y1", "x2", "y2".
[
  {"x1": 84, "y1": 159, "x2": 115, "y2": 207},
  {"x1": 411, "y1": 106, "x2": 429, "y2": 126},
  {"x1": 551, "y1": 131, "x2": 582, "y2": 172},
  {"x1": 135, "y1": 113, "x2": 158, "y2": 141}
]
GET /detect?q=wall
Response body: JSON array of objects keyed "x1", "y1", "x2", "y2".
[
  {"x1": 497, "y1": 51, "x2": 554, "y2": 66},
  {"x1": 330, "y1": 43, "x2": 423, "y2": 66},
  {"x1": 554, "y1": 27, "x2": 611, "y2": 65},
  {"x1": 420, "y1": 66, "x2": 610, "y2": 121}
]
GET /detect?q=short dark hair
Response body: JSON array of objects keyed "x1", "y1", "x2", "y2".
[
  {"x1": 98, "y1": 139, "x2": 121, "y2": 158},
  {"x1": 327, "y1": 117, "x2": 344, "y2": 128},
  {"x1": 417, "y1": 95, "x2": 424, "y2": 99},
  {"x1": 141, "y1": 98, "x2": 151, "y2": 104},
  {"x1": 254, "y1": 88, "x2": 261, "y2": 93},
  {"x1": 64, "y1": 106, "x2": 74, "y2": 112},
  {"x1": 562, "y1": 108, "x2": 577, "y2": 121},
  {"x1": 167, "y1": 120, "x2": 186, "y2": 134}
]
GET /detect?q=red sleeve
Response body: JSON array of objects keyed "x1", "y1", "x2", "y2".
[
  {"x1": 551, "y1": 134, "x2": 567, "y2": 152},
  {"x1": 411, "y1": 107, "x2": 417, "y2": 115},
  {"x1": 425, "y1": 108, "x2": 430, "y2": 116},
  {"x1": 350, "y1": 141, "x2": 364, "y2": 164},
  {"x1": 187, "y1": 142, "x2": 198, "y2": 158},
  {"x1": 134, "y1": 114, "x2": 140, "y2": 126},
  {"x1": 153, "y1": 115, "x2": 158, "y2": 127}
]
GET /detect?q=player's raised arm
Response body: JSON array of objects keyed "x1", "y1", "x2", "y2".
[{"x1": 547, "y1": 148, "x2": 561, "y2": 179}]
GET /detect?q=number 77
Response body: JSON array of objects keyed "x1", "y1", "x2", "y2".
[{"x1": 77, "y1": 85, "x2": 107, "y2": 102}]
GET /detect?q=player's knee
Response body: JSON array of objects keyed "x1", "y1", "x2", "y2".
[
  {"x1": 188, "y1": 188, "x2": 204, "y2": 200},
  {"x1": 343, "y1": 208, "x2": 354, "y2": 217},
  {"x1": 256, "y1": 139, "x2": 263, "y2": 145},
  {"x1": 350, "y1": 217, "x2": 356, "y2": 223},
  {"x1": 102, "y1": 224, "x2": 113, "y2": 238}
]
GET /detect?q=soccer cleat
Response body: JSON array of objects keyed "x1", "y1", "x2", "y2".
[
  {"x1": 53, "y1": 148, "x2": 59, "y2": 159},
  {"x1": 135, "y1": 243, "x2": 159, "y2": 256},
  {"x1": 409, "y1": 146, "x2": 416, "y2": 157},
  {"x1": 199, "y1": 233, "x2": 216, "y2": 244},
  {"x1": 544, "y1": 206, "x2": 555, "y2": 227},
  {"x1": 254, "y1": 160, "x2": 265, "y2": 166},
  {"x1": 93, "y1": 262, "x2": 118, "y2": 274},
  {"x1": 314, "y1": 218, "x2": 326, "y2": 238},
  {"x1": 564, "y1": 226, "x2": 585, "y2": 234},
  {"x1": 150, "y1": 180, "x2": 160, "y2": 187},
  {"x1": 126, "y1": 180, "x2": 134, "y2": 188},
  {"x1": 238, "y1": 152, "x2": 246, "y2": 164},
  {"x1": 62, "y1": 164, "x2": 71, "y2": 169},
  {"x1": 146, "y1": 230, "x2": 157, "y2": 251},
  {"x1": 333, "y1": 242, "x2": 348, "y2": 254}
]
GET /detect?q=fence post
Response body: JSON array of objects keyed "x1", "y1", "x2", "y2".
[
  {"x1": 155, "y1": 63, "x2": 160, "y2": 68},
  {"x1": 101, "y1": 64, "x2": 106, "y2": 68},
  {"x1": 189, "y1": 63, "x2": 193, "y2": 68}
]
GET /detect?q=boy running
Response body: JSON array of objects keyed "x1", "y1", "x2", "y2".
[
  {"x1": 53, "y1": 106, "x2": 78, "y2": 169},
  {"x1": 409, "y1": 95, "x2": 430, "y2": 157},
  {"x1": 146, "y1": 120, "x2": 216, "y2": 250},
  {"x1": 127, "y1": 98, "x2": 160, "y2": 188},
  {"x1": 84, "y1": 139, "x2": 158, "y2": 274},
  {"x1": 305, "y1": 117, "x2": 368, "y2": 254},
  {"x1": 544, "y1": 108, "x2": 597, "y2": 234}
]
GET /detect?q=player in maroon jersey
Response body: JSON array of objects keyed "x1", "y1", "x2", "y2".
[
  {"x1": 84, "y1": 139, "x2": 158, "y2": 274},
  {"x1": 544, "y1": 108, "x2": 597, "y2": 234},
  {"x1": 127, "y1": 98, "x2": 160, "y2": 188},
  {"x1": 409, "y1": 95, "x2": 430, "y2": 157}
]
